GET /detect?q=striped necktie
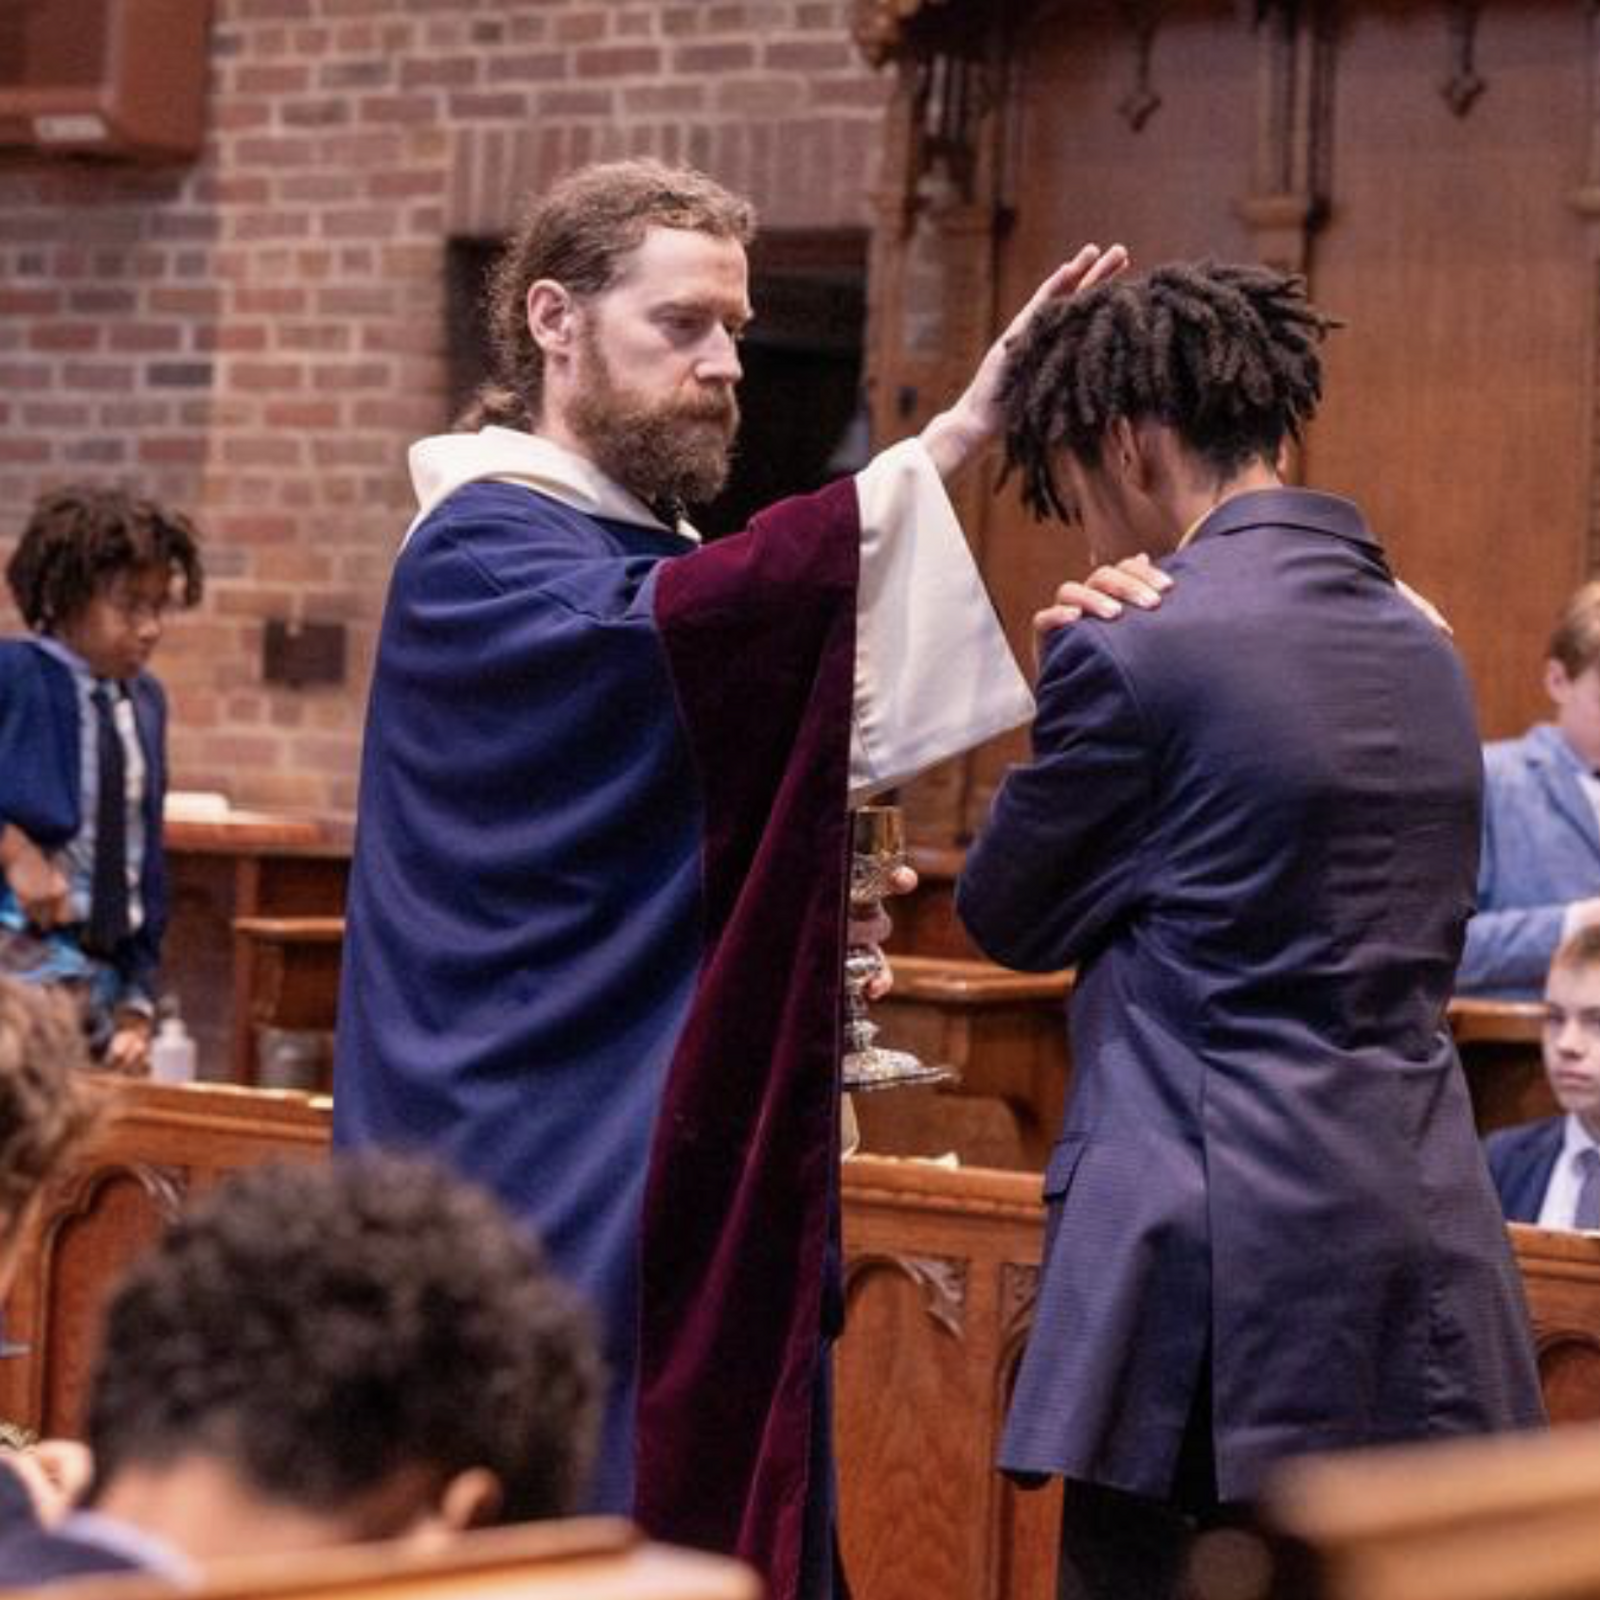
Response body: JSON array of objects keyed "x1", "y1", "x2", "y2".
[
  {"x1": 1575, "y1": 1147, "x2": 1600, "y2": 1231},
  {"x1": 84, "y1": 683, "x2": 130, "y2": 957}
]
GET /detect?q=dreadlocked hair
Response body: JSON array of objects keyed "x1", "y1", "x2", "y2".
[
  {"x1": 8, "y1": 486, "x2": 204, "y2": 632},
  {"x1": 999, "y1": 260, "x2": 1339, "y2": 523}
]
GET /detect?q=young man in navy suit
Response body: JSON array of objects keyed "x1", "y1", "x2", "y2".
[
  {"x1": 1486, "y1": 927, "x2": 1600, "y2": 1225},
  {"x1": 1460, "y1": 583, "x2": 1600, "y2": 997},
  {"x1": 957, "y1": 262, "x2": 1544, "y2": 1600}
]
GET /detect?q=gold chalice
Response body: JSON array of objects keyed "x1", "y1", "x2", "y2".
[{"x1": 840, "y1": 805, "x2": 954, "y2": 1093}]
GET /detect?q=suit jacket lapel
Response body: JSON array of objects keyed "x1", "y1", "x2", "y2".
[{"x1": 1528, "y1": 726, "x2": 1600, "y2": 864}]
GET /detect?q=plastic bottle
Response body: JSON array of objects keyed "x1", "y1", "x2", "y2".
[{"x1": 149, "y1": 1001, "x2": 197, "y2": 1085}]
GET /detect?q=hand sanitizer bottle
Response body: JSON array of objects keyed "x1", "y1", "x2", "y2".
[{"x1": 150, "y1": 999, "x2": 197, "y2": 1085}]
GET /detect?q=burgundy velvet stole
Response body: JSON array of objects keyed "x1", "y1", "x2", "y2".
[{"x1": 638, "y1": 479, "x2": 859, "y2": 1600}]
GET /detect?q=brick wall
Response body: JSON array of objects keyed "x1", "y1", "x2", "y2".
[{"x1": 0, "y1": 0, "x2": 889, "y2": 813}]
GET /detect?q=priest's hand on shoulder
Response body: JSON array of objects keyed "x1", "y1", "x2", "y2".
[
  {"x1": 1032, "y1": 554, "x2": 1172, "y2": 665},
  {"x1": 0, "y1": 1439, "x2": 93, "y2": 1526}
]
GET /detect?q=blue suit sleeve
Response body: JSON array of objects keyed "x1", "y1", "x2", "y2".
[
  {"x1": 957, "y1": 626, "x2": 1153, "y2": 972},
  {"x1": 1458, "y1": 755, "x2": 1568, "y2": 994}
]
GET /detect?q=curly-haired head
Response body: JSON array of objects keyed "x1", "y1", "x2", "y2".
[
  {"x1": 999, "y1": 260, "x2": 1338, "y2": 523},
  {"x1": 7, "y1": 487, "x2": 204, "y2": 633},
  {"x1": 86, "y1": 1154, "x2": 602, "y2": 1528},
  {"x1": 483, "y1": 159, "x2": 755, "y2": 428},
  {"x1": 0, "y1": 978, "x2": 103, "y2": 1243}
]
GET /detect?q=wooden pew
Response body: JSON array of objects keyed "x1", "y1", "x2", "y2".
[
  {"x1": 837, "y1": 1155, "x2": 1060, "y2": 1600},
  {"x1": 230, "y1": 916, "x2": 344, "y2": 1091},
  {"x1": 163, "y1": 813, "x2": 349, "y2": 1085},
  {"x1": 24, "y1": 1519, "x2": 757, "y2": 1600},
  {"x1": 0, "y1": 1081, "x2": 331, "y2": 1438},
  {"x1": 12, "y1": 1088, "x2": 1600, "y2": 1600},
  {"x1": 1252, "y1": 1423, "x2": 1600, "y2": 1600}
]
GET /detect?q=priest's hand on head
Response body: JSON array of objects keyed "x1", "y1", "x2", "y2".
[{"x1": 919, "y1": 243, "x2": 1130, "y2": 483}]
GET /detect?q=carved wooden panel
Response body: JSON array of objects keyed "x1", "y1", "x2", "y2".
[
  {"x1": 967, "y1": 0, "x2": 1260, "y2": 833},
  {"x1": 0, "y1": 1082, "x2": 331, "y2": 1439},
  {"x1": 34, "y1": 1164, "x2": 184, "y2": 1437},
  {"x1": 1305, "y1": 1, "x2": 1590, "y2": 742},
  {"x1": 863, "y1": 0, "x2": 1600, "y2": 846},
  {"x1": 839, "y1": 1158, "x2": 1056, "y2": 1600},
  {"x1": 1511, "y1": 1222, "x2": 1600, "y2": 1425}
]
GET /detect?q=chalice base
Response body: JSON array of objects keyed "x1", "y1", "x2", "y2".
[{"x1": 841, "y1": 1045, "x2": 956, "y2": 1095}]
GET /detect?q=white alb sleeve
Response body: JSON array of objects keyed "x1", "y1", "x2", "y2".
[{"x1": 848, "y1": 438, "x2": 1034, "y2": 804}]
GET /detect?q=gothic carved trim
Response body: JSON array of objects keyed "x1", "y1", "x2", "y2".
[
  {"x1": 1440, "y1": 0, "x2": 1486, "y2": 118},
  {"x1": 844, "y1": 1251, "x2": 968, "y2": 1338},
  {"x1": 1238, "y1": 0, "x2": 1332, "y2": 274},
  {"x1": 1000, "y1": 1260, "x2": 1038, "y2": 1346},
  {"x1": 1116, "y1": 1, "x2": 1165, "y2": 133},
  {"x1": 44, "y1": 1161, "x2": 188, "y2": 1238}
]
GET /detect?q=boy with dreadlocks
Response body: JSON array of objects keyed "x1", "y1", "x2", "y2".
[
  {"x1": 957, "y1": 262, "x2": 1543, "y2": 1600},
  {"x1": 1, "y1": 488, "x2": 203, "y2": 1073}
]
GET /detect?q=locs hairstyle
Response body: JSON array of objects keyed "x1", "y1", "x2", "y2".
[
  {"x1": 8, "y1": 487, "x2": 203, "y2": 632},
  {"x1": 998, "y1": 260, "x2": 1339, "y2": 524}
]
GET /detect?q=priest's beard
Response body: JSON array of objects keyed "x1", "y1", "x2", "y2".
[{"x1": 566, "y1": 329, "x2": 740, "y2": 514}]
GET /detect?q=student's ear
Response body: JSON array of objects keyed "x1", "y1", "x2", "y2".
[
  {"x1": 436, "y1": 1467, "x2": 502, "y2": 1532},
  {"x1": 526, "y1": 280, "x2": 579, "y2": 359},
  {"x1": 1547, "y1": 657, "x2": 1574, "y2": 708},
  {"x1": 1107, "y1": 415, "x2": 1145, "y2": 489}
]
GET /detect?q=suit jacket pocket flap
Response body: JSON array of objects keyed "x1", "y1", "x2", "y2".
[{"x1": 1042, "y1": 1133, "x2": 1089, "y2": 1201}]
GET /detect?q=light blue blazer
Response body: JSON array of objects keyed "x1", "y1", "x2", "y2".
[{"x1": 1459, "y1": 724, "x2": 1600, "y2": 997}]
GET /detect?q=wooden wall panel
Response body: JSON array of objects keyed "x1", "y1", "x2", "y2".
[
  {"x1": 972, "y1": 0, "x2": 1262, "y2": 827},
  {"x1": 1305, "y1": 1, "x2": 1590, "y2": 740},
  {"x1": 872, "y1": 0, "x2": 1600, "y2": 845}
]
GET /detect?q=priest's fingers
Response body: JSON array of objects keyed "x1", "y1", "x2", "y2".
[
  {"x1": 885, "y1": 864, "x2": 918, "y2": 900},
  {"x1": 864, "y1": 949, "x2": 895, "y2": 1002},
  {"x1": 1395, "y1": 576, "x2": 1452, "y2": 635},
  {"x1": 1082, "y1": 554, "x2": 1171, "y2": 609},
  {"x1": 30, "y1": 1441, "x2": 92, "y2": 1517},
  {"x1": 1009, "y1": 244, "x2": 1130, "y2": 335}
]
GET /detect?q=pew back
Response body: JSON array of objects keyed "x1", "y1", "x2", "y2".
[
  {"x1": 12, "y1": 1518, "x2": 756, "y2": 1600},
  {"x1": 1259, "y1": 1424, "x2": 1600, "y2": 1600}
]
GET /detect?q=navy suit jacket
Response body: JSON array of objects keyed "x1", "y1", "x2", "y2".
[
  {"x1": 0, "y1": 638, "x2": 169, "y2": 1002},
  {"x1": 1458, "y1": 725, "x2": 1600, "y2": 998},
  {"x1": 0, "y1": 1464, "x2": 142, "y2": 1586},
  {"x1": 959, "y1": 488, "x2": 1545, "y2": 1502},
  {"x1": 1485, "y1": 1116, "x2": 1564, "y2": 1223}
]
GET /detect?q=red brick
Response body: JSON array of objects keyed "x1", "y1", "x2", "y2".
[
  {"x1": 139, "y1": 437, "x2": 209, "y2": 465},
  {"x1": 355, "y1": 94, "x2": 439, "y2": 124},
  {"x1": 447, "y1": 92, "x2": 530, "y2": 119},
  {"x1": 485, "y1": 51, "x2": 564, "y2": 82},
  {"x1": 554, "y1": 10, "x2": 609, "y2": 43},
  {"x1": 673, "y1": 42, "x2": 757, "y2": 73},
  {"x1": 400, "y1": 57, "x2": 479, "y2": 89},
  {"x1": 235, "y1": 63, "x2": 311, "y2": 94},
  {"x1": 0, "y1": 289, "x2": 61, "y2": 314},
  {"x1": 229, "y1": 362, "x2": 305, "y2": 392},
  {"x1": 536, "y1": 87, "x2": 615, "y2": 117},
  {"x1": 263, "y1": 400, "x2": 341, "y2": 429},
  {"x1": 766, "y1": 39, "x2": 853, "y2": 71},
  {"x1": 29, "y1": 324, "x2": 100, "y2": 352},
  {"x1": 575, "y1": 45, "x2": 663, "y2": 77},
  {"x1": 109, "y1": 325, "x2": 184, "y2": 353}
]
